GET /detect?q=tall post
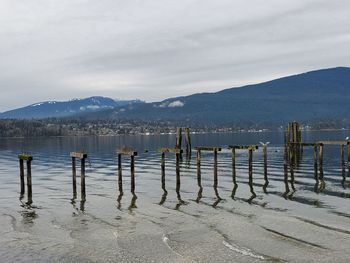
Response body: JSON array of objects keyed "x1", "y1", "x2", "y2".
[
  {"x1": 347, "y1": 141, "x2": 350, "y2": 176},
  {"x1": 118, "y1": 154, "x2": 123, "y2": 193},
  {"x1": 213, "y1": 149, "x2": 220, "y2": 198},
  {"x1": 185, "y1": 128, "x2": 191, "y2": 157},
  {"x1": 176, "y1": 128, "x2": 182, "y2": 149},
  {"x1": 19, "y1": 159, "x2": 25, "y2": 197},
  {"x1": 196, "y1": 150, "x2": 202, "y2": 202},
  {"x1": 81, "y1": 157, "x2": 86, "y2": 201},
  {"x1": 26, "y1": 160, "x2": 33, "y2": 205},
  {"x1": 263, "y1": 145, "x2": 268, "y2": 188},
  {"x1": 72, "y1": 157, "x2": 77, "y2": 198},
  {"x1": 283, "y1": 145, "x2": 290, "y2": 198},
  {"x1": 248, "y1": 149, "x2": 253, "y2": 192},
  {"x1": 319, "y1": 143, "x2": 324, "y2": 180},
  {"x1": 313, "y1": 145, "x2": 318, "y2": 180},
  {"x1": 175, "y1": 152, "x2": 181, "y2": 199},
  {"x1": 130, "y1": 155, "x2": 135, "y2": 193},
  {"x1": 231, "y1": 148, "x2": 237, "y2": 197}
]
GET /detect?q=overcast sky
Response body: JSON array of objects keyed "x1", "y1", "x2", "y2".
[{"x1": 0, "y1": 0, "x2": 349, "y2": 111}]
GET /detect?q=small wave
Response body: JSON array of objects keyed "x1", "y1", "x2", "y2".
[
  {"x1": 162, "y1": 234, "x2": 183, "y2": 258},
  {"x1": 222, "y1": 240, "x2": 264, "y2": 260}
]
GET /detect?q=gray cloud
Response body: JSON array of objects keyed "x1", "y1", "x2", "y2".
[{"x1": 0, "y1": 0, "x2": 349, "y2": 111}]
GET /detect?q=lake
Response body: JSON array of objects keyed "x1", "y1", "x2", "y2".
[{"x1": 0, "y1": 131, "x2": 350, "y2": 262}]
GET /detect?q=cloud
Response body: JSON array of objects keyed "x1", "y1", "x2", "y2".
[
  {"x1": 168, "y1": 100, "x2": 184, "y2": 108},
  {"x1": 0, "y1": 0, "x2": 349, "y2": 111}
]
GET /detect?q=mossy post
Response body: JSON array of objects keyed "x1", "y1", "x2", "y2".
[{"x1": 18, "y1": 153, "x2": 33, "y2": 204}]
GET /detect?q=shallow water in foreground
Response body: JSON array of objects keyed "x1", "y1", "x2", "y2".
[{"x1": 1, "y1": 131, "x2": 350, "y2": 262}]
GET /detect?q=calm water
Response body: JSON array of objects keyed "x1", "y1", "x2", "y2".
[{"x1": 1, "y1": 131, "x2": 350, "y2": 262}]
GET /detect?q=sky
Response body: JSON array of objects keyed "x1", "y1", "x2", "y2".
[{"x1": 0, "y1": 0, "x2": 349, "y2": 112}]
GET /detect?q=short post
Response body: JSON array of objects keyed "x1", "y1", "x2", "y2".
[
  {"x1": 283, "y1": 146, "x2": 290, "y2": 198},
  {"x1": 196, "y1": 149, "x2": 202, "y2": 202},
  {"x1": 161, "y1": 152, "x2": 166, "y2": 189},
  {"x1": 18, "y1": 154, "x2": 33, "y2": 204},
  {"x1": 213, "y1": 149, "x2": 218, "y2": 189}
]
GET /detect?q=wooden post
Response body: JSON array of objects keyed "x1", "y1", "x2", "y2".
[
  {"x1": 161, "y1": 152, "x2": 165, "y2": 189},
  {"x1": 347, "y1": 141, "x2": 350, "y2": 176},
  {"x1": 176, "y1": 128, "x2": 182, "y2": 149},
  {"x1": 72, "y1": 157, "x2": 77, "y2": 198},
  {"x1": 118, "y1": 154, "x2": 123, "y2": 193},
  {"x1": 213, "y1": 149, "x2": 218, "y2": 189},
  {"x1": 263, "y1": 145, "x2": 268, "y2": 189},
  {"x1": 283, "y1": 145, "x2": 290, "y2": 198},
  {"x1": 231, "y1": 148, "x2": 238, "y2": 197},
  {"x1": 81, "y1": 157, "x2": 86, "y2": 200},
  {"x1": 319, "y1": 143, "x2": 324, "y2": 180},
  {"x1": 175, "y1": 152, "x2": 181, "y2": 199},
  {"x1": 19, "y1": 159, "x2": 25, "y2": 197},
  {"x1": 341, "y1": 144, "x2": 345, "y2": 163},
  {"x1": 130, "y1": 155, "x2": 135, "y2": 193},
  {"x1": 196, "y1": 150, "x2": 202, "y2": 202},
  {"x1": 185, "y1": 128, "x2": 191, "y2": 156},
  {"x1": 313, "y1": 145, "x2": 318, "y2": 180},
  {"x1": 248, "y1": 149, "x2": 253, "y2": 192},
  {"x1": 26, "y1": 160, "x2": 33, "y2": 205}
]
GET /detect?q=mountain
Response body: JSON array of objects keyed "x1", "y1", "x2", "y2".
[
  {"x1": 0, "y1": 96, "x2": 143, "y2": 119},
  {"x1": 83, "y1": 67, "x2": 350, "y2": 124}
]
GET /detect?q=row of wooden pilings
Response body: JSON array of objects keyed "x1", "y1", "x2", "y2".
[{"x1": 17, "y1": 125, "x2": 350, "y2": 205}]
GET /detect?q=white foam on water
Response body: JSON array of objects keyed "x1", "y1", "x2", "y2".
[
  {"x1": 222, "y1": 240, "x2": 264, "y2": 260},
  {"x1": 162, "y1": 234, "x2": 183, "y2": 258}
]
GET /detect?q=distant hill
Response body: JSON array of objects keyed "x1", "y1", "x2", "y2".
[
  {"x1": 0, "y1": 96, "x2": 143, "y2": 119},
  {"x1": 83, "y1": 67, "x2": 350, "y2": 124}
]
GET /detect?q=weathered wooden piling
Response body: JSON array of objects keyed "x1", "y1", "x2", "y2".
[
  {"x1": 313, "y1": 145, "x2": 318, "y2": 180},
  {"x1": 348, "y1": 141, "x2": 350, "y2": 175},
  {"x1": 228, "y1": 145, "x2": 258, "y2": 198},
  {"x1": 19, "y1": 159, "x2": 25, "y2": 197},
  {"x1": 318, "y1": 143, "x2": 324, "y2": 180},
  {"x1": 196, "y1": 149, "x2": 203, "y2": 202},
  {"x1": 285, "y1": 122, "x2": 302, "y2": 166},
  {"x1": 159, "y1": 148, "x2": 183, "y2": 200},
  {"x1": 175, "y1": 128, "x2": 182, "y2": 149},
  {"x1": 341, "y1": 144, "x2": 345, "y2": 174},
  {"x1": 195, "y1": 147, "x2": 222, "y2": 196},
  {"x1": 117, "y1": 147, "x2": 137, "y2": 194},
  {"x1": 231, "y1": 148, "x2": 238, "y2": 197},
  {"x1": 283, "y1": 145, "x2": 290, "y2": 198},
  {"x1": 18, "y1": 153, "x2": 33, "y2": 204},
  {"x1": 70, "y1": 152, "x2": 87, "y2": 200},
  {"x1": 185, "y1": 128, "x2": 192, "y2": 157}
]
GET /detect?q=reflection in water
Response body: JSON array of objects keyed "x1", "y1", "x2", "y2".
[
  {"x1": 117, "y1": 191, "x2": 123, "y2": 210},
  {"x1": 20, "y1": 210, "x2": 38, "y2": 225},
  {"x1": 196, "y1": 152, "x2": 203, "y2": 203},
  {"x1": 159, "y1": 159, "x2": 168, "y2": 205},
  {"x1": 231, "y1": 149, "x2": 238, "y2": 199},
  {"x1": 128, "y1": 192, "x2": 137, "y2": 211},
  {"x1": 71, "y1": 197, "x2": 86, "y2": 212}
]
